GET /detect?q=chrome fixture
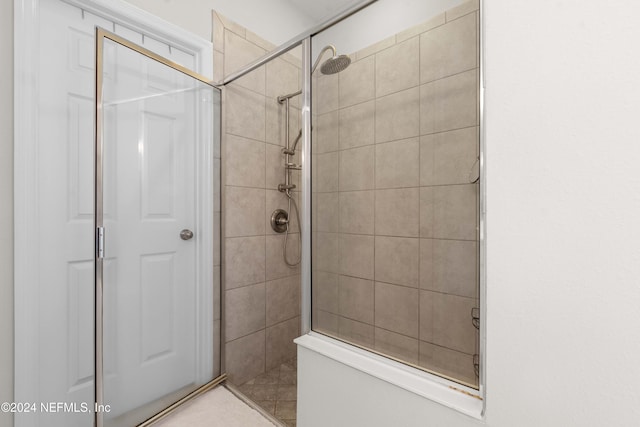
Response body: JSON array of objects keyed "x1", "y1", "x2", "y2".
[
  {"x1": 180, "y1": 229, "x2": 194, "y2": 240},
  {"x1": 313, "y1": 45, "x2": 351, "y2": 75},
  {"x1": 275, "y1": 44, "x2": 351, "y2": 267},
  {"x1": 271, "y1": 209, "x2": 289, "y2": 234},
  {"x1": 278, "y1": 94, "x2": 302, "y2": 266},
  {"x1": 277, "y1": 45, "x2": 351, "y2": 104}
]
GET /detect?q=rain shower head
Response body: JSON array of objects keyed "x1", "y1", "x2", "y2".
[
  {"x1": 320, "y1": 54, "x2": 351, "y2": 75},
  {"x1": 312, "y1": 45, "x2": 351, "y2": 75}
]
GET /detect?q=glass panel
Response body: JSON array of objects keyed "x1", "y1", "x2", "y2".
[
  {"x1": 220, "y1": 24, "x2": 303, "y2": 425},
  {"x1": 99, "y1": 37, "x2": 221, "y2": 426},
  {"x1": 311, "y1": 0, "x2": 480, "y2": 388}
]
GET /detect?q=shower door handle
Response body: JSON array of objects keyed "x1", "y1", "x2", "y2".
[{"x1": 180, "y1": 229, "x2": 194, "y2": 240}]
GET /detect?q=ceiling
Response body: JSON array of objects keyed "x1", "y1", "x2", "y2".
[{"x1": 283, "y1": 0, "x2": 361, "y2": 26}]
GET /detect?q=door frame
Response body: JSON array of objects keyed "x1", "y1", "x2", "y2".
[{"x1": 14, "y1": 1, "x2": 214, "y2": 425}]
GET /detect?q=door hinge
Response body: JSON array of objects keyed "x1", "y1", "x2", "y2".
[{"x1": 96, "y1": 226, "x2": 105, "y2": 259}]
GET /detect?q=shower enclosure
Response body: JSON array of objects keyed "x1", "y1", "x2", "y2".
[
  {"x1": 219, "y1": 2, "x2": 482, "y2": 420},
  {"x1": 215, "y1": 2, "x2": 482, "y2": 426}
]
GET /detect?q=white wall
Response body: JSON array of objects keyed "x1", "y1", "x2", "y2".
[
  {"x1": 123, "y1": 0, "x2": 314, "y2": 45},
  {"x1": 0, "y1": 1, "x2": 13, "y2": 427},
  {"x1": 298, "y1": 0, "x2": 640, "y2": 426}
]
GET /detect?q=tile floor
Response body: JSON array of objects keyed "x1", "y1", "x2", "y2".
[
  {"x1": 237, "y1": 357, "x2": 297, "y2": 427},
  {"x1": 152, "y1": 386, "x2": 275, "y2": 427}
]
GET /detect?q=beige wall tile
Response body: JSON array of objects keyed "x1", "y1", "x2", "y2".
[
  {"x1": 265, "y1": 98, "x2": 299, "y2": 147},
  {"x1": 338, "y1": 316, "x2": 374, "y2": 347},
  {"x1": 266, "y1": 276, "x2": 300, "y2": 326},
  {"x1": 339, "y1": 190, "x2": 374, "y2": 235},
  {"x1": 314, "y1": 232, "x2": 339, "y2": 273},
  {"x1": 225, "y1": 134, "x2": 265, "y2": 188},
  {"x1": 339, "y1": 234, "x2": 375, "y2": 280},
  {"x1": 339, "y1": 55, "x2": 375, "y2": 108},
  {"x1": 375, "y1": 138, "x2": 420, "y2": 189},
  {"x1": 419, "y1": 187, "x2": 434, "y2": 237},
  {"x1": 396, "y1": 13, "x2": 446, "y2": 43},
  {"x1": 218, "y1": 14, "x2": 246, "y2": 38},
  {"x1": 266, "y1": 190, "x2": 299, "y2": 235},
  {"x1": 339, "y1": 275, "x2": 374, "y2": 324},
  {"x1": 225, "y1": 236, "x2": 265, "y2": 289},
  {"x1": 376, "y1": 37, "x2": 420, "y2": 97},
  {"x1": 265, "y1": 100, "x2": 282, "y2": 146},
  {"x1": 225, "y1": 186, "x2": 265, "y2": 237},
  {"x1": 316, "y1": 111, "x2": 339, "y2": 153},
  {"x1": 431, "y1": 292, "x2": 477, "y2": 354},
  {"x1": 425, "y1": 127, "x2": 479, "y2": 186},
  {"x1": 420, "y1": 12, "x2": 477, "y2": 83},
  {"x1": 266, "y1": 317, "x2": 300, "y2": 370},
  {"x1": 419, "y1": 290, "x2": 434, "y2": 342},
  {"x1": 374, "y1": 328, "x2": 419, "y2": 365},
  {"x1": 224, "y1": 31, "x2": 266, "y2": 94},
  {"x1": 313, "y1": 309, "x2": 339, "y2": 335},
  {"x1": 419, "y1": 238, "x2": 434, "y2": 291},
  {"x1": 213, "y1": 266, "x2": 221, "y2": 320},
  {"x1": 420, "y1": 341, "x2": 477, "y2": 387},
  {"x1": 313, "y1": 270, "x2": 339, "y2": 314},
  {"x1": 433, "y1": 239, "x2": 477, "y2": 298},
  {"x1": 374, "y1": 282, "x2": 419, "y2": 337},
  {"x1": 225, "y1": 282, "x2": 265, "y2": 341},
  {"x1": 317, "y1": 192, "x2": 340, "y2": 233},
  {"x1": 339, "y1": 146, "x2": 375, "y2": 191},
  {"x1": 245, "y1": 28, "x2": 276, "y2": 53},
  {"x1": 339, "y1": 100, "x2": 375, "y2": 150},
  {"x1": 226, "y1": 330, "x2": 265, "y2": 385},
  {"x1": 214, "y1": 158, "x2": 221, "y2": 211},
  {"x1": 354, "y1": 35, "x2": 396, "y2": 61},
  {"x1": 420, "y1": 69, "x2": 477, "y2": 134},
  {"x1": 316, "y1": 152, "x2": 339, "y2": 192},
  {"x1": 212, "y1": 12, "x2": 225, "y2": 52},
  {"x1": 265, "y1": 144, "x2": 285, "y2": 190},
  {"x1": 376, "y1": 87, "x2": 420, "y2": 143},
  {"x1": 316, "y1": 73, "x2": 339, "y2": 114},
  {"x1": 266, "y1": 58, "x2": 299, "y2": 102},
  {"x1": 226, "y1": 84, "x2": 265, "y2": 141},
  {"x1": 433, "y1": 184, "x2": 477, "y2": 240},
  {"x1": 213, "y1": 211, "x2": 221, "y2": 265},
  {"x1": 375, "y1": 188, "x2": 420, "y2": 237},
  {"x1": 213, "y1": 49, "x2": 224, "y2": 83},
  {"x1": 446, "y1": 0, "x2": 479, "y2": 22},
  {"x1": 375, "y1": 236, "x2": 420, "y2": 287},
  {"x1": 265, "y1": 234, "x2": 300, "y2": 281}
]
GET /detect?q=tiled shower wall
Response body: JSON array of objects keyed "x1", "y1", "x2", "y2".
[
  {"x1": 213, "y1": 12, "x2": 303, "y2": 385},
  {"x1": 312, "y1": 0, "x2": 480, "y2": 386}
]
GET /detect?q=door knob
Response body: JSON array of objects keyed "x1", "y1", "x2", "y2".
[{"x1": 180, "y1": 229, "x2": 194, "y2": 240}]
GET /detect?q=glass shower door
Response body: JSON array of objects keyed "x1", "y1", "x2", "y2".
[{"x1": 96, "y1": 30, "x2": 221, "y2": 427}]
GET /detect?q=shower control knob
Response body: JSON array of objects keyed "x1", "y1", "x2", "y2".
[
  {"x1": 271, "y1": 209, "x2": 289, "y2": 233},
  {"x1": 180, "y1": 229, "x2": 194, "y2": 240}
]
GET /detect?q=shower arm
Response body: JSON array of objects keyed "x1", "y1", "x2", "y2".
[
  {"x1": 277, "y1": 45, "x2": 337, "y2": 104},
  {"x1": 311, "y1": 45, "x2": 336, "y2": 74}
]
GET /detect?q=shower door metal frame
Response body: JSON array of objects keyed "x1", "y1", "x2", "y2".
[{"x1": 94, "y1": 28, "x2": 225, "y2": 427}]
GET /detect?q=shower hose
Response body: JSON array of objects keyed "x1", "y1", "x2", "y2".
[{"x1": 283, "y1": 190, "x2": 301, "y2": 267}]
